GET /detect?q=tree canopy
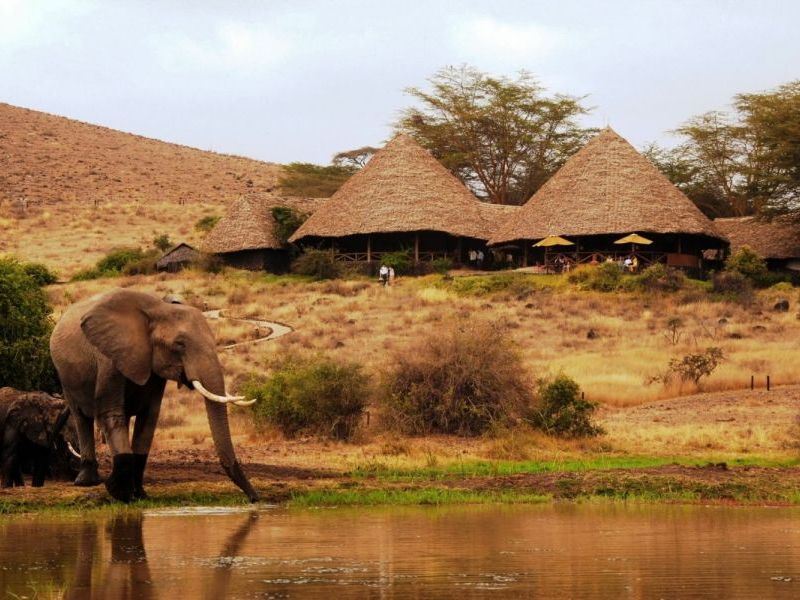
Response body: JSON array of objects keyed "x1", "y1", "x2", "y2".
[
  {"x1": 647, "y1": 80, "x2": 800, "y2": 218},
  {"x1": 278, "y1": 162, "x2": 357, "y2": 197},
  {"x1": 396, "y1": 65, "x2": 594, "y2": 204}
]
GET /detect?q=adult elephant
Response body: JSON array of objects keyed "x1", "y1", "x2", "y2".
[
  {"x1": 50, "y1": 289, "x2": 259, "y2": 503},
  {"x1": 0, "y1": 388, "x2": 78, "y2": 487}
]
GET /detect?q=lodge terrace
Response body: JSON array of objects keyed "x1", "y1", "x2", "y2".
[
  {"x1": 488, "y1": 128, "x2": 729, "y2": 272},
  {"x1": 212, "y1": 129, "x2": 730, "y2": 273}
]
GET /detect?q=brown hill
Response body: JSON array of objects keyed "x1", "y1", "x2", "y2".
[
  {"x1": 0, "y1": 102, "x2": 282, "y2": 206},
  {"x1": 0, "y1": 103, "x2": 285, "y2": 274}
]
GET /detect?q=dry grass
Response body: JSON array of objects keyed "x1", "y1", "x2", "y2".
[{"x1": 16, "y1": 269, "x2": 795, "y2": 466}]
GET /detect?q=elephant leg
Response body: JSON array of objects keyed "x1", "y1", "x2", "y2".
[
  {"x1": 73, "y1": 411, "x2": 101, "y2": 487},
  {"x1": 130, "y1": 392, "x2": 164, "y2": 501},
  {"x1": 31, "y1": 446, "x2": 48, "y2": 487},
  {"x1": 93, "y1": 372, "x2": 137, "y2": 503},
  {"x1": 1, "y1": 428, "x2": 23, "y2": 487},
  {"x1": 63, "y1": 387, "x2": 102, "y2": 487}
]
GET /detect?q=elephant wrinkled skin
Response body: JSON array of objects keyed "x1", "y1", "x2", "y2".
[
  {"x1": 0, "y1": 387, "x2": 78, "y2": 488},
  {"x1": 49, "y1": 288, "x2": 259, "y2": 503}
]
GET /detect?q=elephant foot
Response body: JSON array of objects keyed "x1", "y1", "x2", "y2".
[
  {"x1": 74, "y1": 460, "x2": 101, "y2": 487},
  {"x1": 105, "y1": 454, "x2": 135, "y2": 503},
  {"x1": 132, "y1": 453, "x2": 148, "y2": 500}
]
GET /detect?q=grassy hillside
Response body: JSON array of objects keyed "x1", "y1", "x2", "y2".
[{"x1": 0, "y1": 103, "x2": 284, "y2": 274}]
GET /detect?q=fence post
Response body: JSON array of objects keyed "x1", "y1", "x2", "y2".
[
  {"x1": 750, "y1": 375, "x2": 754, "y2": 390},
  {"x1": 767, "y1": 376, "x2": 770, "y2": 392}
]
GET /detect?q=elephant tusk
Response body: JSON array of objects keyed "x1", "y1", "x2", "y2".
[
  {"x1": 232, "y1": 399, "x2": 257, "y2": 407},
  {"x1": 67, "y1": 442, "x2": 81, "y2": 459},
  {"x1": 191, "y1": 380, "x2": 246, "y2": 404}
]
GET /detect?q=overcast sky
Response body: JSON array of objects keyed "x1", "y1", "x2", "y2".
[{"x1": 2, "y1": 0, "x2": 798, "y2": 164}]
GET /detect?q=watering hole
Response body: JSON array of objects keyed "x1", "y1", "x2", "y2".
[{"x1": 1, "y1": 503, "x2": 799, "y2": 598}]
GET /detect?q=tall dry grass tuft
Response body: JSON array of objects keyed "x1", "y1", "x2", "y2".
[{"x1": 381, "y1": 320, "x2": 535, "y2": 436}]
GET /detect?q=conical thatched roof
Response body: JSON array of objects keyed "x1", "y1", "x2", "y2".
[
  {"x1": 490, "y1": 128, "x2": 727, "y2": 245},
  {"x1": 202, "y1": 194, "x2": 324, "y2": 254},
  {"x1": 289, "y1": 134, "x2": 490, "y2": 242},
  {"x1": 714, "y1": 216, "x2": 800, "y2": 259}
]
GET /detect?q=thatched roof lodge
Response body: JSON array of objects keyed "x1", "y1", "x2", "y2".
[
  {"x1": 289, "y1": 134, "x2": 498, "y2": 264},
  {"x1": 489, "y1": 128, "x2": 728, "y2": 269},
  {"x1": 156, "y1": 243, "x2": 199, "y2": 272},
  {"x1": 202, "y1": 194, "x2": 323, "y2": 272},
  {"x1": 714, "y1": 216, "x2": 800, "y2": 271}
]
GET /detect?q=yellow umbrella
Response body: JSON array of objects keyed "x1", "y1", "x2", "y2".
[
  {"x1": 614, "y1": 233, "x2": 653, "y2": 245},
  {"x1": 533, "y1": 235, "x2": 574, "y2": 247}
]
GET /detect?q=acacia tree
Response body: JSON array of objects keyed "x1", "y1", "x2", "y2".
[
  {"x1": 651, "y1": 81, "x2": 800, "y2": 218},
  {"x1": 396, "y1": 65, "x2": 593, "y2": 204},
  {"x1": 333, "y1": 146, "x2": 379, "y2": 168}
]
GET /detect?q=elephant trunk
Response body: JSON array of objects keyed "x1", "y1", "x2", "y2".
[{"x1": 199, "y1": 369, "x2": 259, "y2": 503}]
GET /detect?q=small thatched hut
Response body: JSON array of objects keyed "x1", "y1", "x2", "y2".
[
  {"x1": 156, "y1": 243, "x2": 199, "y2": 272},
  {"x1": 714, "y1": 216, "x2": 800, "y2": 272},
  {"x1": 289, "y1": 134, "x2": 496, "y2": 264},
  {"x1": 202, "y1": 194, "x2": 323, "y2": 272},
  {"x1": 489, "y1": 128, "x2": 728, "y2": 270}
]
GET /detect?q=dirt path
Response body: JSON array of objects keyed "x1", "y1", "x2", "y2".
[{"x1": 203, "y1": 309, "x2": 294, "y2": 350}]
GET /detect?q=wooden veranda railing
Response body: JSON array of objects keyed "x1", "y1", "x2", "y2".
[{"x1": 333, "y1": 251, "x2": 455, "y2": 263}]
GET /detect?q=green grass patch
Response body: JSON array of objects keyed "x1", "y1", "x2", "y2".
[
  {"x1": 436, "y1": 273, "x2": 565, "y2": 296},
  {"x1": 288, "y1": 488, "x2": 550, "y2": 507},
  {"x1": 351, "y1": 455, "x2": 800, "y2": 482}
]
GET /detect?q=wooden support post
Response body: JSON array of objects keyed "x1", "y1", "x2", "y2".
[
  {"x1": 767, "y1": 375, "x2": 771, "y2": 391},
  {"x1": 366, "y1": 235, "x2": 372, "y2": 262},
  {"x1": 456, "y1": 237, "x2": 463, "y2": 263},
  {"x1": 523, "y1": 243, "x2": 529, "y2": 267},
  {"x1": 414, "y1": 233, "x2": 420, "y2": 263},
  {"x1": 750, "y1": 375, "x2": 754, "y2": 390}
]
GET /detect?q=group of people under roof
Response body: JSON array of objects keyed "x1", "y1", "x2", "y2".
[{"x1": 551, "y1": 253, "x2": 640, "y2": 274}]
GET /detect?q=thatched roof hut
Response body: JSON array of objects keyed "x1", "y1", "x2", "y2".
[
  {"x1": 289, "y1": 134, "x2": 495, "y2": 262},
  {"x1": 156, "y1": 243, "x2": 199, "y2": 272},
  {"x1": 714, "y1": 216, "x2": 800, "y2": 270},
  {"x1": 202, "y1": 194, "x2": 323, "y2": 271},
  {"x1": 489, "y1": 128, "x2": 727, "y2": 269}
]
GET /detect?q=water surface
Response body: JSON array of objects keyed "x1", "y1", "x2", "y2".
[{"x1": 1, "y1": 503, "x2": 798, "y2": 598}]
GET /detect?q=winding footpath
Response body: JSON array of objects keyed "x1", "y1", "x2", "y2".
[{"x1": 203, "y1": 309, "x2": 294, "y2": 350}]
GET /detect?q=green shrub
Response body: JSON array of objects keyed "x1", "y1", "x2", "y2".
[
  {"x1": 122, "y1": 251, "x2": 159, "y2": 276},
  {"x1": 291, "y1": 249, "x2": 340, "y2": 279},
  {"x1": 725, "y1": 246, "x2": 767, "y2": 283},
  {"x1": 528, "y1": 374, "x2": 603, "y2": 438},
  {"x1": 243, "y1": 355, "x2": 369, "y2": 440},
  {"x1": 381, "y1": 250, "x2": 412, "y2": 274},
  {"x1": 431, "y1": 257, "x2": 453, "y2": 274},
  {"x1": 195, "y1": 215, "x2": 221, "y2": 233},
  {"x1": 0, "y1": 257, "x2": 59, "y2": 392},
  {"x1": 381, "y1": 321, "x2": 534, "y2": 436},
  {"x1": 444, "y1": 273, "x2": 539, "y2": 297},
  {"x1": 271, "y1": 206, "x2": 307, "y2": 245},
  {"x1": 153, "y1": 234, "x2": 173, "y2": 252},
  {"x1": 569, "y1": 262, "x2": 628, "y2": 292},
  {"x1": 72, "y1": 247, "x2": 157, "y2": 280},
  {"x1": 635, "y1": 263, "x2": 685, "y2": 292},
  {"x1": 649, "y1": 347, "x2": 725, "y2": 388},
  {"x1": 22, "y1": 262, "x2": 58, "y2": 286}
]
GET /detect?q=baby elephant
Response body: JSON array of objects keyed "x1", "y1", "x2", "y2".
[{"x1": 0, "y1": 387, "x2": 79, "y2": 488}]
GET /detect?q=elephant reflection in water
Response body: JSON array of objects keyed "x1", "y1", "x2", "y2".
[{"x1": 63, "y1": 511, "x2": 259, "y2": 600}]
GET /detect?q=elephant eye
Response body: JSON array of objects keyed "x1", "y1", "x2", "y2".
[{"x1": 173, "y1": 338, "x2": 186, "y2": 351}]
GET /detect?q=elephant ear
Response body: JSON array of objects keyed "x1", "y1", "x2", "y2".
[{"x1": 80, "y1": 291, "x2": 153, "y2": 386}]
